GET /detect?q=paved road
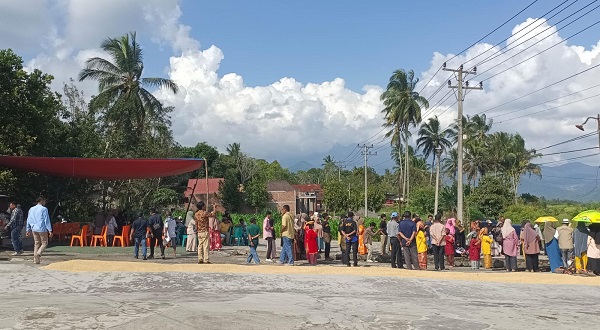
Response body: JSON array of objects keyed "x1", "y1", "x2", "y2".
[{"x1": 0, "y1": 258, "x2": 596, "y2": 330}]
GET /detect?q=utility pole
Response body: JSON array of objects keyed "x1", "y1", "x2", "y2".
[
  {"x1": 360, "y1": 144, "x2": 377, "y2": 217},
  {"x1": 334, "y1": 161, "x2": 347, "y2": 181},
  {"x1": 434, "y1": 147, "x2": 442, "y2": 216},
  {"x1": 443, "y1": 63, "x2": 482, "y2": 223}
]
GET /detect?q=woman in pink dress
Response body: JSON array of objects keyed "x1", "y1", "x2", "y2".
[{"x1": 209, "y1": 212, "x2": 222, "y2": 251}]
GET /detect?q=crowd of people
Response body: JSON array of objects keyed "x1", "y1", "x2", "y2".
[{"x1": 4, "y1": 197, "x2": 600, "y2": 275}]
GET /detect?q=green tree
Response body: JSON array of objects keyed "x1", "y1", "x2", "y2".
[
  {"x1": 410, "y1": 186, "x2": 435, "y2": 216},
  {"x1": 78, "y1": 32, "x2": 178, "y2": 138},
  {"x1": 468, "y1": 176, "x2": 512, "y2": 218},
  {"x1": 416, "y1": 116, "x2": 452, "y2": 184},
  {"x1": 245, "y1": 179, "x2": 271, "y2": 212},
  {"x1": 381, "y1": 69, "x2": 428, "y2": 205},
  {"x1": 219, "y1": 170, "x2": 243, "y2": 212}
]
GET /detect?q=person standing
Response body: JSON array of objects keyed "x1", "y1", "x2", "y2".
[
  {"x1": 130, "y1": 212, "x2": 149, "y2": 260},
  {"x1": 304, "y1": 221, "x2": 318, "y2": 265},
  {"x1": 279, "y1": 205, "x2": 295, "y2": 265},
  {"x1": 399, "y1": 211, "x2": 419, "y2": 270},
  {"x1": 378, "y1": 214, "x2": 389, "y2": 256},
  {"x1": 468, "y1": 233, "x2": 481, "y2": 269},
  {"x1": 341, "y1": 212, "x2": 358, "y2": 267},
  {"x1": 148, "y1": 208, "x2": 165, "y2": 259},
  {"x1": 105, "y1": 211, "x2": 118, "y2": 247},
  {"x1": 5, "y1": 201, "x2": 24, "y2": 255},
  {"x1": 543, "y1": 221, "x2": 562, "y2": 273},
  {"x1": 586, "y1": 224, "x2": 600, "y2": 275},
  {"x1": 313, "y1": 213, "x2": 324, "y2": 253},
  {"x1": 573, "y1": 222, "x2": 589, "y2": 273},
  {"x1": 322, "y1": 213, "x2": 333, "y2": 261},
  {"x1": 363, "y1": 222, "x2": 376, "y2": 262},
  {"x1": 556, "y1": 219, "x2": 574, "y2": 268},
  {"x1": 430, "y1": 214, "x2": 446, "y2": 271},
  {"x1": 209, "y1": 207, "x2": 222, "y2": 251},
  {"x1": 246, "y1": 217, "x2": 261, "y2": 264},
  {"x1": 263, "y1": 211, "x2": 276, "y2": 262},
  {"x1": 425, "y1": 214, "x2": 433, "y2": 252},
  {"x1": 521, "y1": 222, "x2": 540, "y2": 272},
  {"x1": 195, "y1": 201, "x2": 212, "y2": 264},
  {"x1": 416, "y1": 220, "x2": 428, "y2": 270},
  {"x1": 163, "y1": 211, "x2": 178, "y2": 258},
  {"x1": 480, "y1": 228, "x2": 494, "y2": 269},
  {"x1": 501, "y1": 219, "x2": 519, "y2": 272},
  {"x1": 387, "y1": 212, "x2": 402, "y2": 268},
  {"x1": 444, "y1": 228, "x2": 455, "y2": 268},
  {"x1": 25, "y1": 197, "x2": 52, "y2": 264},
  {"x1": 186, "y1": 210, "x2": 197, "y2": 252}
]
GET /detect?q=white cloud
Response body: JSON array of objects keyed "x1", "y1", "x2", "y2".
[{"x1": 3, "y1": 2, "x2": 600, "y2": 167}]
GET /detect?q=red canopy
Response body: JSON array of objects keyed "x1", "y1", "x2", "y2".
[{"x1": 0, "y1": 156, "x2": 204, "y2": 180}]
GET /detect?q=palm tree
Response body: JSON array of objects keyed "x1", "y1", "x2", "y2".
[
  {"x1": 381, "y1": 69, "x2": 428, "y2": 206},
  {"x1": 322, "y1": 155, "x2": 338, "y2": 181},
  {"x1": 503, "y1": 134, "x2": 541, "y2": 202},
  {"x1": 442, "y1": 148, "x2": 458, "y2": 180},
  {"x1": 79, "y1": 32, "x2": 178, "y2": 136},
  {"x1": 416, "y1": 116, "x2": 453, "y2": 184}
]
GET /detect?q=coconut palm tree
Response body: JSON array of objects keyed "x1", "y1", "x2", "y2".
[
  {"x1": 79, "y1": 32, "x2": 178, "y2": 136},
  {"x1": 416, "y1": 116, "x2": 453, "y2": 184},
  {"x1": 381, "y1": 69, "x2": 428, "y2": 205},
  {"x1": 503, "y1": 134, "x2": 541, "y2": 202}
]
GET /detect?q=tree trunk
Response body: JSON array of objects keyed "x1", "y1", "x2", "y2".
[
  {"x1": 429, "y1": 154, "x2": 435, "y2": 186},
  {"x1": 396, "y1": 126, "x2": 403, "y2": 212},
  {"x1": 404, "y1": 129, "x2": 410, "y2": 205}
]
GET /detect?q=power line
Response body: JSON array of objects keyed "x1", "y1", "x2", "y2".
[
  {"x1": 475, "y1": 62, "x2": 600, "y2": 115},
  {"x1": 418, "y1": 0, "x2": 540, "y2": 102},
  {"x1": 535, "y1": 130, "x2": 598, "y2": 152},
  {"x1": 462, "y1": 0, "x2": 573, "y2": 70},
  {"x1": 495, "y1": 92, "x2": 600, "y2": 124},
  {"x1": 537, "y1": 153, "x2": 597, "y2": 165},
  {"x1": 539, "y1": 146, "x2": 598, "y2": 157},
  {"x1": 491, "y1": 83, "x2": 600, "y2": 119}
]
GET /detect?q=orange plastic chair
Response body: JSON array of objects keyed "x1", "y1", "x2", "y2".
[
  {"x1": 113, "y1": 225, "x2": 131, "y2": 247},
  {"x1": 70, "y1": 224, "x2": 90, "y2": 247},
  {"x1": 91, "y1": 225, "x2": 107, "y2": 247}
]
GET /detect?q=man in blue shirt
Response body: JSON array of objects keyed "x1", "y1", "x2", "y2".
[
  {"x1": 25, "y1": 197, "x2": 52, "y2": 264},
  {"x1": 341, "y1": 212, "x2": 358, "y2": 267},
  {"x1": 399, "y1": 211, "x2": 420, "y2": 270}
]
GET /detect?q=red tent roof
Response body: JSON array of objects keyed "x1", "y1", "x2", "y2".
[{"x1": 0, "y1": 156, "x2": 204, "y2": 180}]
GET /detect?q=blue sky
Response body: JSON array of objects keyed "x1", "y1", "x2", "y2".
[{"x1": 138, "y1": 0, "x2": 599, "y2": 92}]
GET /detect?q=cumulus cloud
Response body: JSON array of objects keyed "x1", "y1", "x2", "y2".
[
  {"x1": 417, "y1": 18, "x2": 600, "y2": 166},
  {"x1": 3, "y1": 1, "x2": 600, "y2": 167}
]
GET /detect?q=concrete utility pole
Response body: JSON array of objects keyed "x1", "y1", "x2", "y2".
[
  {"x1": 334, "y1": 161, "x2": 347, "y2": 181},
  {"x1": 443, "y1": 63, "x2": 482, "y2": 223},
  {"x1": 360, "y1": 144, "x2": 377, "y2": 217},
  {"x1": 434, "y1": 147, "x2": 442, "y2": 216}
]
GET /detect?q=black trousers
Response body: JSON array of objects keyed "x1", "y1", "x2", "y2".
[
  {"x1": 525, "y1": 253, "x2": 539, "y2": 271},
  {"x1": 150, "y1": 231, "x2": 165, "y2": 257},
  {"x1": 390, "y1": 237, "x2": 403, "y2": 268},
  {"x1": 344, "y1": 241, "x2": 358, "y2": 266},
  {"x1": 266, "y1": 237, "x2": 274, "y2": 259},
  {"x1": 432, "y1": 245, "x2": 445, "y2": 270},
  {"x1": 324, "y1": 240, "x2": 331, "y2": 259}
]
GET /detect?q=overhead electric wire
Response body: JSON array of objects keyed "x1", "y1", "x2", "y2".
[
  {"x1": 469, "y1": 0, "x2": 590, "y2": 72},
  {"x1": 538, "y1": 146, "x2": 598, "y2": 157},
  {"x1": 417, "y1": 0, "x2": 540, "y2": 99},
  {"x1": 475, "y1": 62, "x2": 600, "y2": 115},
  {"x1": 491, "y1": 83, "x2": 600, "y2": 119},
  {"x1": 495, "y1": 92, "x2": 600, "y2": 124},
  {"x1": 462, "y1": 0, "x2": 573, "y2": 70},
  {"x1": 475, "y1": 12, "x2": 600, "y2": 82},
  {"x1": 536, "y1": 153, "x2": 598, "y2": 165},
  {"x1": 535, "y1": 130, "x2": 598, "y2": 152}
]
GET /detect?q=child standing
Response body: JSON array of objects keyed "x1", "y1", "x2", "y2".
[
  {"x1": 445, "y1": 228, "x2": 455, "y2": 268},
  {"x1": 246, "y1": 218, "x2": 261, "y2": 264},
  {"x1": 469, "y1": 232, "x2": 481, "y2": 269},
  {"x1": 480, "y1": 228, "x2": 493, "y2": 269},
  {"x1": 305, "y1": 221, "x2": 318, "y2": 265},
  {"x1": 363, "y1": 222, "x2": 376, "y2": 262},
  {"x1": 416, "y1": 220, "x2": 428, "y2": 270}
]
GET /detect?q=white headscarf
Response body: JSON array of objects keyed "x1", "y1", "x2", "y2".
[{"x1": 501, "y1": 218, "x2": 516, "y2": 238}]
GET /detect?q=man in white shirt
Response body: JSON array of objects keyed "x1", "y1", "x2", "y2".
[{"x1": 163, "y1": 211, "x2": 177, "y2": 258}]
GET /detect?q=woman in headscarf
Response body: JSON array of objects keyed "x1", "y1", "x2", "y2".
[
  {"x1": 543, "y1": 221, "x2": 562, "y2": 273},
  {"x1": 480, "y1": 227, "x2": 494, "y2": 269},
  {"x1": 185, "y1": 210, "x2": 197, "y2": 252},
  {"x1": 501, "y1": 219, "x2": 519, "y2": 272},
  {"x1": 208, "y1": 207, "x2": 222, "y2": 251},
  {"x1": 358, "y1": 216, "x2": 367, "y2": 255},
  {"x1": 445, "y1": 218, "x2": 456, "y2": 236},
  {"x1": 573, "y1": 221, "x2": 589, "y2": 273},
  {"x1": 455, "y1": 221, "x2": 466, "y2": 249},
  {"x1": 521, "y1": 221, "x2": 540, "y2": 272},
  {"x1": 587, "y1": 224, "x2": 600, "y2": 275}
]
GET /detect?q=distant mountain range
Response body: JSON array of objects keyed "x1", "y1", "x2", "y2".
[
  {"x1": 286, "y1": 161, "x2": 600, "y2": 203},
  {"x1": 519, "y1": 162, "x2": 600, "y2": 202}
]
